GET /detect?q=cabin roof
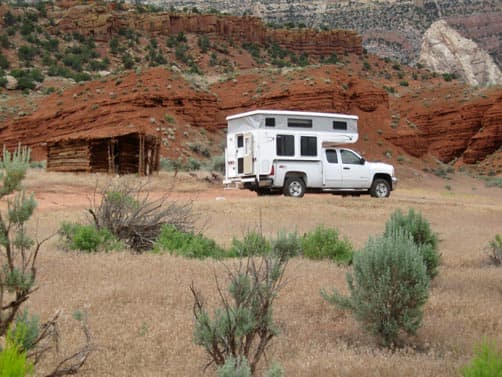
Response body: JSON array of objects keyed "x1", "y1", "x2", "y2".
[{"x1": 226, "y1": 109, "x2": 359, "y2": 121}]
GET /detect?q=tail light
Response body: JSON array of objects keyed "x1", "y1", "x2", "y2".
[{"x1": 270, "y1": 165, "x2": 274, "y2": 176}]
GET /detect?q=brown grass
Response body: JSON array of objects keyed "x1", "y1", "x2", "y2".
[{"x1": 19, "y1": 169, "x2": 502, "y2": 376}]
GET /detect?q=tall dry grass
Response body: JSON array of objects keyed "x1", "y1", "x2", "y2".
[{"x1": 17, "y1": 170, "x2": 502, "y2": 376}]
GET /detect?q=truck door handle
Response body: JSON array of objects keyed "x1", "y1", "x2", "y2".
[{"x1": 343, "y1": 167, "x2": 350, "y2": 170}]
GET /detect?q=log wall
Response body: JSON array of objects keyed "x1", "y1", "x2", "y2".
[{"x1": 47, "y1": 140, "x2": 91, "y2": 172}]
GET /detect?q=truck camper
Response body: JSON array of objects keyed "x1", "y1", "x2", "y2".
[{"x1": 223, "y1": 110, "x2": 397, "y2": 198}]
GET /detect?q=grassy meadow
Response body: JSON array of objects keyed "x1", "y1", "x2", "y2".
[{"x1": 17, "y1": 169, "x2": 502, "y2": 376}]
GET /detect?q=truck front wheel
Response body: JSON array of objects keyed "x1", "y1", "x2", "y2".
[
  {"x1": 370, "y1": 178, "x2": 390, "y2": 198},
  {"x1": 284, "y1": 177, "x2": 306, "y2": 198}
]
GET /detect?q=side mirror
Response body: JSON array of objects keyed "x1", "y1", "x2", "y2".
[{"x1": 360, "y1": 158, "x2": 366, "y2": 165}]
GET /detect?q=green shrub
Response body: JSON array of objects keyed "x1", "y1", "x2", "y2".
[
  {"x1": 217, "y1": 356, "x2": 251, "y2": 377},
  {"x1": 301, "y1": 225, "x2": 353, "y2": 264},
  {"x1": 0, "y1": 53, "x2": 9, "y2": 69},
  {"x1": 487, "y1": 234, "x2": 502, "y2": 265},
  {"x1": 208, "y1": 155, "x2": 225, "y2": 173},
  {"x1": 322, "y1": 231, "x2": 429, "y2": 346},
  {"x1": 154, "y1": 224, "x2": 224, "y2": 258},
  {"x1": 384, "y1": 208, "x2": 439, "y2": 279},
  {"x1": 192, "y1": 253, "x2": 287, "y2": 374},
  {"x1": 0, "y1": 340, "x2": 33, "y2": 377},
  {"x1": 272, "y1": 230, "x2": 302, "y2": 261},
  {"x1": 7, "y1": 310, "x2": 40, "y2": 352},
  {"x1": 462, "y1": 340, "x2": 502, "y2": 377},
  {"x1": 229, "y1": 230, "x2": 270, "y2": 257},
  {"x1": 59, "y1": 222, "x2": 121, "y2": 252}
]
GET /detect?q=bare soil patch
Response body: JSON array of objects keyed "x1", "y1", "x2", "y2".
[{"x1": 19, "y1": 169, "x2": 502, "y2": 376}]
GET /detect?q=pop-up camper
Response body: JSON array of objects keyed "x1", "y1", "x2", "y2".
[{"x1": 223, "y1": 110, "x2": 397, "y2": 198}]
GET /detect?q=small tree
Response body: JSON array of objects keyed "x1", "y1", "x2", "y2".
[
  {"x1": 0, "y1": 146, "x2": 92, "y2": 375},
  {"x1": 191, "y1": 254, "x2": 288, "y2": 375},
  {"x1": 0, "y1": 146, "x2": 39, "y2": 336},
  {"x1": 322, "y1": 231, "x2": 430, "y2": 347}
]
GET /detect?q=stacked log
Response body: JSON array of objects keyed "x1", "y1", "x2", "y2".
[{"x1": 47, "y1": 140, "x2": 91, "y2": 172}]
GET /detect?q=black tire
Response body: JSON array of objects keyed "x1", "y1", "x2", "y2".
[
  {"x1": 256, "y1": 188, "x2": 270, "y2": 196},
  {"x1": 283, "y1": 177, "x2": 306, "y2": 198},
  {"x1": 370, "y1": 178, "x2": 390, "y2": 198}
]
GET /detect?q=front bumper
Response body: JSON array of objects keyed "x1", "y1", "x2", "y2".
[{"x1": 391, "y1": 176, "x2": 398, "y2": 190}]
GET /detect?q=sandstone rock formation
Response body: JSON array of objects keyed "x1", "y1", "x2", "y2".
[
  {"x1": 133, "y1": 0, "x2": 502, "y2": 75},
  {"x1": 49, "y1": 4, "x2": 362, "y2": 57},
  {"x1": 419, "y1": 20, "x2": 502, "y2": 87}
]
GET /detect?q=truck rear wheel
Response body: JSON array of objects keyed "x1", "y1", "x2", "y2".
[
  {"x1": 283, "y1": 177, "x2": 306, "y2": 198},
  {"x1": 370, "y1": 178, "x2": 390, "y2": 198}
]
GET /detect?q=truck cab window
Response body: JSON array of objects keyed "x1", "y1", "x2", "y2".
[
  {"x1": 341, "y1": 149, "x2": 362, "y2": 164},
  {"x1": 326, "y1": 150, "x2": 338, "y2": 163}
]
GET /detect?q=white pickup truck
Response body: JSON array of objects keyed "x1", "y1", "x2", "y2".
[{"x1": 223, "y1": 110, "x2": 397, "y2": 198}]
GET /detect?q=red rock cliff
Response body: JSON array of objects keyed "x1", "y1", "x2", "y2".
[{"x1": 49, "y1": 4, "x2": 362, "y2": 57}]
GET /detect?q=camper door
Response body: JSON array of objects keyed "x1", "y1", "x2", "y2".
[{"x1": 236, "y1": 133, "x2": 254, "y2": 175}]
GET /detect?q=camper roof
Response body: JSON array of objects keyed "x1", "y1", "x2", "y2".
[{"x1": 226, "y1": 110, "x2": 359, "y2": 121}]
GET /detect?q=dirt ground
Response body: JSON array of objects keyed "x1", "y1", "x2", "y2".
[{"x1": 15, "y1": 168, "x2": 502, "y2": 376}]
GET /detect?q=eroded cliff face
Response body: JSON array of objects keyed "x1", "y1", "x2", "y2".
[
  {"x1": 139, "y1": 0, "x2": 502, "y2": 71},
  {"x1": 387, "y1": 86, "x2": 501, "y2": 164},
  {"x1": 1, "y1": 64, "x2": 499, "y2": 166},
  {"x1": 419, "y1": 20, "x2": 502, "y2": 87},
  {"x1": 49, "y1": 4, "x2": 362, "y2": 57}
]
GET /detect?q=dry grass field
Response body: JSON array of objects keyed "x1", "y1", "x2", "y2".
[{"x1": 16, "y1": 169, "x2": 502, "y2": 376}]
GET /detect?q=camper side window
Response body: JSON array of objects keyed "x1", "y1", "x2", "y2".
[
  {"x1": 237, "y1": 135, "x2": 244, "y2": 148},
  {"x1": 301, "y1": 136, "x2": 317, "y2": 156},
  {"x1": 265, "y1": 118, "x2": 275, "y2": 127},
  {"x1": 333, "y1": 121, "x2": 348, "y2": 130},
  {"x1": 288, "y1": 118, "x2": 313, "y2": 128},
  {"x1": 276, "y1": 134, "x2": 295, "y2": 156}
]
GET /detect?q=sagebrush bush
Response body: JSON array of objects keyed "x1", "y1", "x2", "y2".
[
  {"x1": 462, "y1": 340, "x2": 502, "y2": 377},
  {"x1": 153, "y1": 224, "x2": 224, "y2": 258},
  {"x1": 272, "y1": 230, "x2": 302, "y2": 261},
  {"x1": 229, "y1": 230, "x2": 270, "y2": 257},
  {"x1": 487, "y1": 234, "x2": 502, "y2": 265},
  {"x1": 322, "y1": 231, "x2": 430, "y2": 346},
  {"x1": 384, "y1": 208, "x2": 439, "y2": 278},
  {"x1": 217, "y1": 356, "x2": 251, "y2": 377},
  {"x1": 59, "y1": 222, "x2": 122, "y2": 252},
  {"x1": 88, "y1": 181, "x2": 195, "y2": 252},
  {"x1": 192, "y1": 253, "x2": 287, "y2": 375},
  {"x1": 8, "y1": 310, "x2": 40, "y2": 352},
  {"x1": 301, "y1": 225, "x2": 353, "y2": 264}
]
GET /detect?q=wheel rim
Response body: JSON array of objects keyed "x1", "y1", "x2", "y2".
[
  {"x1": 289, "y1": 181, "x2": 303, "y2": 196},
  {"x1": 375, "y1": 182, "x2": 388, "y2": 197}
]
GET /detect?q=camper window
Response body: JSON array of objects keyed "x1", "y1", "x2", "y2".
[
  {"x1": 301, "y1": 136, "x2": 317, "y2": 156},
  {"x1": 265, "y1": 117, "x2": 276, "y2": 127},
  {"x1": 237, "y1": 135, "x2": 244, "y2": 148},
  {"x1": 288, "y1": 118, "x2": 313, "y2": 128},
  {"x1": 276, "y1": 134, "x2": 295, "y2": 156},
  {"x1": 333, "y1": 121, "x2": 348, "y2": 130}
]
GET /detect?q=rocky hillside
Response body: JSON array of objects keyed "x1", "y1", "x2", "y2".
[
  {"x1": 0, "y1": 2, "x2": 500, "y2": 175},
  {"x1": 137, "y1": 0, "x2": 502, "y2": 83}
]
